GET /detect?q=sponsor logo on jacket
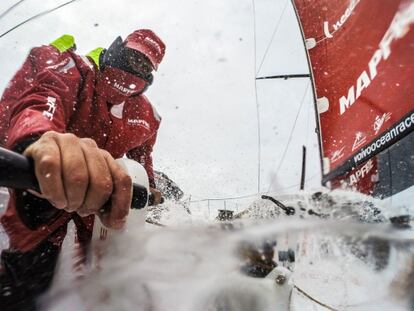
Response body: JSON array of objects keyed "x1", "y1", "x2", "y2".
[
  {"x1": 145, "y1": 36, "x2": 163, "y2": 55},
  {"x1": 127, "y1": 118, "x2": 150, "y2": 129},
  {"x1": 43, "y1": 96, "x2": 57, "y2": 121},
  {"x1": 113, "y1": 82, "x2": 134, "y2": 95}
]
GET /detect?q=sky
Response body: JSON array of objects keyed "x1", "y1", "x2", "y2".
[{"x1": 0, "y1": 0, "x2": 322, "y2": 211}]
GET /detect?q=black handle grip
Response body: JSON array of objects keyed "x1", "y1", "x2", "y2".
[
  {"x1": 0, "y1": 146, "x2": 156, "y2": 209},
  {"x1": 261, "y1": 195, "x2": 295, "y2": 216}
]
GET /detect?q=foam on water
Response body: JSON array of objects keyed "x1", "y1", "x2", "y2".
[{"x1": 23, "y1": 190, "x2": 414, "y2": 310}]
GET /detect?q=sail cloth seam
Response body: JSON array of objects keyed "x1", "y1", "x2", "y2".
[
  {"x1": 315, "y1": 29, "x2": 339, "y2": 45},
  {"x1": 0, "y1": 0, "x2": 81, "y2": 39},
  {"x1": 256, "y1": 0, "x2": 290, "y2": 76},
  {"x1": 266, "y1": 82, "x2": 310, "y2": 194}
]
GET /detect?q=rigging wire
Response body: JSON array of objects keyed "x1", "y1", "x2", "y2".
[
  {"x1": 271, "y1": 171, "x2": 319, "y2": 191},
  {"x1": 0, "y1": 0, "x2": 81, "y2": 39},
  {"x1": 189, "y1": 193, "x2": 259, "y2": 203},
  {"x1": 266, "y1": 81, "x2": 310, "y2": 194},
  {"x1": 187, "y1": 172, "x2": 319, "y2": 203},
  {"x1": 252, "y1": 0, "x2": 262, "y2": 194},
  {"x1": 304, "y1": 81, "x2": 313, "y2": 157},
  {"x1": 0, "y1": 0, "x2": 26, "y2": 20},
  {"x1": 256, "y1": 0, "x2": 290, "y2": 76}
]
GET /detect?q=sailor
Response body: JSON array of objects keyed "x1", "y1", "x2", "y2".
[{"x1": 0, "y1": 29, "x2": 165, "y2": 309}]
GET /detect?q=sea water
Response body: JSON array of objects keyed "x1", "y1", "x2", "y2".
[{"x1": 1, "y1": 189, "x2": 413, "y2": 311}]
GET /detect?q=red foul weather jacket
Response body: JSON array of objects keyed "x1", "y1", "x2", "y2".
[{"x1": 0, "y1": 36, "x2": 161, "y2": 252}]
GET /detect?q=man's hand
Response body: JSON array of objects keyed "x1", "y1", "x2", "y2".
[
  {"x1": 150, "y1": 187, "x2": 162, "y2": 205},
  {"x1": 23, "y1": 131, "x2": 132, "y2": 229}
]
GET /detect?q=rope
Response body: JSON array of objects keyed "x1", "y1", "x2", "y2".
[
  {"x1": 256, "y1": 0, "x2": 290, "y2": 75},
  {"x1": 252, "y1": 0, "x2": 262, "y2": 194},
  {"x1": 189, "y1": 192, "x2": 260, "y2": 203},
  {"x1": 0, "y1": 0, "x2": 81, "y2": 38},
  {"x1": 186, "y1": 171, "x2": 319, "y2": 204},
  {"x1": 266, "y1": 81, "x2": 310, "y2": 193},
  {"x1": 293, "y1": 285, "x2": 341, "y2": 311}
]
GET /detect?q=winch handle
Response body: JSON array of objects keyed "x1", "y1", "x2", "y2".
[{"x1": 0, "y1": 146, "x2": 158, "y2": 209}]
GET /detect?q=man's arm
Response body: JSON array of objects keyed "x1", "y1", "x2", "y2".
[
  {"x1": 5, "y1": 46, "x2": 80, "y2": 149},
  {"x1": 3, "y1": 46, "x2": 131, "y2": 229}
]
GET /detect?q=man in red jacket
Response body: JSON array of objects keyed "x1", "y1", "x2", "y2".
[{"x1": 0, "y1": 29, "x2": 165, "y2": 309}]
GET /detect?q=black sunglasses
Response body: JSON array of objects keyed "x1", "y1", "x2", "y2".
[{"x1": 102, "y1": 36, "x2": 154, "y2": 83}]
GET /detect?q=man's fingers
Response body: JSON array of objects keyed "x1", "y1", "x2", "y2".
[
  {"x1": 56, "y1": 133, "x2": 89, "y2": 212},
  {"x1": 99, "y1": 151, "x2": 131, "y2": 229},
  {"x1": 24, "y1": 131, "x2": 132, "y2": 227},
  {"x1": 78, "y1": 140, "x2": 113, "y2": 216},
  {"x1": 150, "y1": 188, "x2": 162, "y2": 205},
  {"x1": 23, "y1": 132, "x2": 67, "y2": 209}
]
